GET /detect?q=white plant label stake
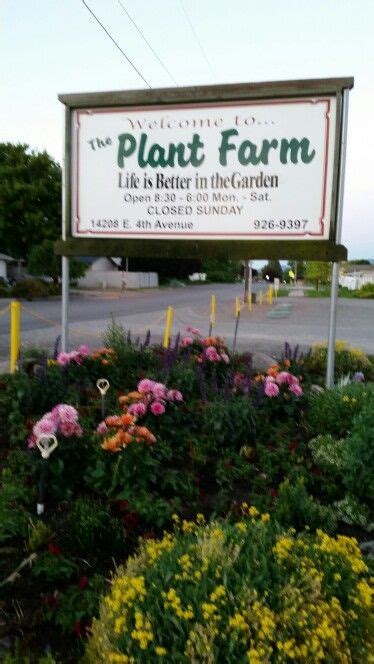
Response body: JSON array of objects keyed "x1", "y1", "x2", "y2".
[
  {"x1": 97, "y1": 378, "x2": 110, "y2": 419},
  {"x1": 36, "y1": 434, "x2": 58, "y2": 516}
]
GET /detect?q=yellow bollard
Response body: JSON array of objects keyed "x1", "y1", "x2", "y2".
[
  {"x1": 10, "y1": 300, "x2": 20, "y2": 373},
  {"x1": 163, "y1": 306, "x2": 174, "y2": 348},
  {"x1": 210, "y1": 294, "x2": 216, "y2": 328},
  {"x1": 269, "y1": 286, "x2": 273, "y2": 305},
  {"x1": 235, "y1": 296, "x2": 241, "y2": 318},
  {"x1": 259, "y1": 291, "x2": 263, "y2": 305},
  {"x1": 247, "y1": 292, "x2": 252, "y2": 312}
]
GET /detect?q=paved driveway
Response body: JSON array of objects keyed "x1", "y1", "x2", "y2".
[{"x1": 0, "y1": 285, "x2": 373, "y2": 369}]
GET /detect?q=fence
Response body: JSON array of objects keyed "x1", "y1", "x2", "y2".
[{"x1": 0, "y1": 287, "x2": 277, "y2": 373}]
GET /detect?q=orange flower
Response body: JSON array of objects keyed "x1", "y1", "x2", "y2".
[
  {"x1": 102, "y1": 359, "x2": 109, "y2": 366},
  {"x1": 203, "y1": 336, "x2": 218, "y2": 347},
  {"x1": 120, "y1": 413, "x2": 135, "y2": 427},
  {"x1": 118, "y1": 430, "x2": 133, "y2": 445},
  {"x1": 105, "y1": 416, "x2": 121, "y2": 427},
  {"x1": 254, "y1": 374, "x2": 263, "y2": 382},
  {"x1": 127, "y1": 391, "x2": 142, "y2": 400},
  {"x1": 101, "y1": 433, "x2": 122, "y2": 452},
  {"x1": 284, "y1": 359, "x2": 291, "y2": 368},
  {"x1": 267, "y1": 364, "x2": 280, "y2": 377},
  {"x1": 119, "y1": 395, "x2": 130, "y2": 404},
  {"x1": 136, "y1": 426, "x2": 156, "y2": 444}
]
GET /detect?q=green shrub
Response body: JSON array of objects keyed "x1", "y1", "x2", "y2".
[
  {"x1": 11, "y1": 278, "x2": 49, "y2": 300},
  {"x1": 66, "y1": 496, "x2": 125, "y2": 556},
  {"x1": 304, "y1": 340, "x2": 374, "y2": 380},
  {"x1": 274, "y1": 478, "x2": 337, "y2": 533},
  {"x1": 85, "y1": 515, "x2": 373, "y2": 663},
  {"x1": 305, "y1": 383, "x2": 374, "y2": 438},
  {"x1": 0, "y1": 468, "x2": 34, "y2": 544},
  {"x1": 309, "y1": 434, "x2": 345, "y2": 477},
  {"x1": 356, "y1": 282, "x2": 374, "y2": 298},
  {"x1": 0, "y1": 283, "x2": 11, "y2": 297},
  {"x1": 343, "y1": 402, "x2": 374, "y2": 509}
]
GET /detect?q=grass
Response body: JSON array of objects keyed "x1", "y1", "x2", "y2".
[{"x1": 305, "y1": 286, "x2": 369, "y2": 298}]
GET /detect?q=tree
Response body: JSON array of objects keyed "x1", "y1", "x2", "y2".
[
  {"x1": 304, "y1": 261, "x2": 331, "y2": 291},
  {"x1": 28, "y1": 240, "x2": 87, "y2": 284},
  {"x1": 261, "y1": 260, "x2": 283, "y2": 282},
  {"x1": 0, "y1": 143, "x2": 61, "y2": 259}
]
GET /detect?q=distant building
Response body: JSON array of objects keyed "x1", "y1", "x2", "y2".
[
  {"x1": 0, "y1": 254, "x2": 14, "y2": 279},
  {"x1": 77, "y1": 257, "x2": 158, "y2": 289},
  {"x1": 339, "y1": 263, "x2": 374, "y2": 290}
]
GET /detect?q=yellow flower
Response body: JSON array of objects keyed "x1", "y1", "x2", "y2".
[
  {"x1": 229, "y1": 612, "x2": 247, "y2": 631},
  {"x1": 273, "y1": 536, "x2": 294, "y2": 560},
  {"x1": 261, "y1": 513, "x2": 270, "y2": 523},
  {"x1": 155, "y1": 646, "x2": 167, "y2": 656}
]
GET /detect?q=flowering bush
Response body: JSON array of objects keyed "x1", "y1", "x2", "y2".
[
  {"x1": 99, "y1": 413, "x2": 156, "y2": 453},
  {"x1": 119, "y1": 378, "x2": 183, "y2": 418},
  {"x1": 28, "y1": 403, "x2": 83, "y2": 447},
  {"x1": 181, "y1": 327, "x2": 230, "y2": 364},
  {"x1": 56, "y1": 344, "x2": 90, "y2": 366},
  {"x1": 86, "y1": 513, "x2": 373, "y2": 663},
  {"x1": 304, "y1": 340, "x2": 374, "y2": 382}
]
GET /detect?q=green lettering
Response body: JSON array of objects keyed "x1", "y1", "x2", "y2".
[
  {"x1": 117, "y1": 133, "x2": 136, "y2": 168},
  {"x1": 280, "y1": 138, "x2": 316, "y2": 164},
  {"x1": 219, "y1": 129, "x2": 238, "y2": 166}
]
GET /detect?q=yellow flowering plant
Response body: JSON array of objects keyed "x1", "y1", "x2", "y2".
[{"x1": 85, "y1": 513, "x2": 373, "y2": 663}]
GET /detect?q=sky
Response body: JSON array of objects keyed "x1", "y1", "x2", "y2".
[{"x1": 1, "y1": 0, "x2": 373, "y2": 259}]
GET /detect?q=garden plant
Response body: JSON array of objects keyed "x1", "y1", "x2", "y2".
[{"x1": 0, "y1": 324, "x2": 372, "y2": 663}]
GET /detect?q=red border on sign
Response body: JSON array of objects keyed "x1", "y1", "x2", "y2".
[{"x1": 73, "y1": 98, "x2": 331, "y2": 239}]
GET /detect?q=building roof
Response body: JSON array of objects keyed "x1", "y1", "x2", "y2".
[{"x1": 0, "y1": 253, "x2": 15, "y2": 262}]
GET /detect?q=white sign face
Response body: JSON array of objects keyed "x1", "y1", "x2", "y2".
[{"x1": 71, "y1": 97, "x2": 336, "y2": 240}]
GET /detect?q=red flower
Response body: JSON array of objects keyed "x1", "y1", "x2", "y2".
[
  {"x1": 41, "y1": 593, "x2": 59, "y2": 607},
  {"x1": 288, "y1": 441, "x2": 298, "y2": 452},
  {"x1": 312, "y1": 466, "x2": 321, "y2": 476},
  {"x1": 123, "y1": 511, "x2": 139, "y2": 530},
  {"x1": 117, "y1": 499, "x2": 129, "y2": 513},
  {"x1": 270, "y1": 488, "x2": 278, "y2": 498},
  {"x1": 74, "y1": 619, "x2": 91, "y2": 637},
  {"x1": 48, "y1": 542, "x2": 61, "y2": 555},
  {"x1": 78, "y1": 576, "x2": 89, "y2": 590}
]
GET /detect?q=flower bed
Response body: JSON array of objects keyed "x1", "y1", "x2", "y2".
[
  {"x1": 0, "y1": 327, "x2": 373, "y2": 662},
  {"x1": 86, "y1": 514, "x2": 373, "y2": 663}
]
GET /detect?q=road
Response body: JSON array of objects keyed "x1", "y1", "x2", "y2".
[{"x1": 1, "y1": 283, "x2": 373, "y2": 369}]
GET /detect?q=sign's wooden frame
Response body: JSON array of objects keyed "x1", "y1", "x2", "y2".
[{"x1": 56, "y1": 77, "x2": 353, "y2": 261}]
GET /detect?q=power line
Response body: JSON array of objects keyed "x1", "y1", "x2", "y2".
[
  {"x1": 117, "y1": 0, "x2": 178, "y2": 86},
  {"x1": 178, "y1": 0, "x2": 215, "y2": 79},
  {"x1": 81, "y1": 0, "x2": 151, "y2": 88}
]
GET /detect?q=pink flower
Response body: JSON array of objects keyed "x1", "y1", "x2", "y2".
[
  {"x1": 96, "y1": 421, "x2": 108, "y2": 434},
  {"x1": 264, "y1": 379, "x2": 280, "y2": 398},
  {"x1": 289, "y1": 383, "x2": 303, "y2": 397},
  {"x1": 166, "y1": 389, "x2": 183, "y2": 402},
  {"x1": 151, "y1": 382, "x2": 166, "y2": 399},
  {"x1": 59, "y1": 420, "x2": 78, "y2": 436},
  {"x1": 28, "y1": 434, "x2": 37, "y2": 449},
  {"x1": 181, "y1": 336, "x2": 193, "y2": 347},
  {"x1": 53, "y1": 404, "x2": 79, "y2": 423},
  {"x1": 205, "y1": 346, "x2": 220, "y2": 362},
  {"x1": 186, "y1": 326, "x2": 201, "y2": 336},
  {"x1": 150, "y1": 401, "x2": 166, "y2": 416},
  {"x1": 221, "y1": 353, "x2": 230, "y2": 364},
  {"x1": 128, "y1": 402, "x2": 147, "y2": 418},
  {"x1": 137, "y1": 378, "x2": 155, "y2": 394},
  {"x1": 77, "y1": 344, "x2": 90, "y2": 356},
  {"x1": 33, "y1": 416, "x2": 57, "y2": 438},
  {"x1": 276, "y1": 371, "x2": 291, "y2": 385},
  {"x1": 56, "y1": 351, "x2": 71, "y2": 366}
]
